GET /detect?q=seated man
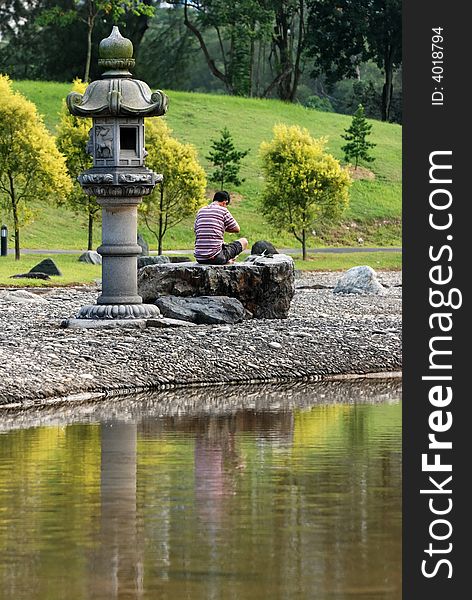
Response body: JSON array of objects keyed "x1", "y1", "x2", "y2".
[{"x1": 194, "y1": 191, "x2": 248, "y2": 264}]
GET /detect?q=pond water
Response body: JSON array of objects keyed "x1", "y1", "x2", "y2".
[{"x1": 0, "y1": 379, "x2": 401, "y2": 600}]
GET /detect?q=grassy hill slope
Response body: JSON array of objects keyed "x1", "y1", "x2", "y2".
[{"x1": 9, "y1": 81, "x2": 401, "y2": 252}]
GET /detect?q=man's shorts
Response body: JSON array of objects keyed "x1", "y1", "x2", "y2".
[{"x1": 197, "y1": 241, "x2": 243, "y2": 265}]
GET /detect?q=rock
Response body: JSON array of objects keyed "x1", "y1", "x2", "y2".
[
  {"x1": 154, "y1": 295, "x2": 248, "y2": 325},
  {"x1": 78, "y1": 250, "x2": 102, "y2": 265},
  {"x1": 146, "y1": 317, "x2": 198, "y2": 328},
  {"x1": 137, "y1": 232, "x2": 149, "y2": 256},
  {"x1": 333, "y1": 266, "x2": 384, "y2": 295},
  {"x1": 137, "y1": 255, "x2": 170, "y2": 269},
  {"x1": 29, "y1": 258, "x2": 62, "y2": 276},
  {"x1": 168, "y1": 256, "x2": 192, "y2": 263},
  {"x1": 138, "y1": 254, "x2": 295, "y2": 319},
  {"x1": 1, "y1": 290, "x2": 48, "y2": 303},
  {"x1": 251, "y1": 240, "x2": 279, "y2": 256},
  {"x1": 10, "y1": 272, "x2": 51, "y2": 280}
]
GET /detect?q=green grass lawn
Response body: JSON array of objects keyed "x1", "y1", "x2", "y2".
[
  {"x1": 8, "y1": 81, "x2": 402, "y2": 252},
  {"x1": 292, "y1": 251, "x2": 402, "y2": 271},
  {"x1": 0, "y1": 254, "x2": 101, "y2": 287},
  {"x1": 0, "y1": 251, "x2": 400, "y2": 288}
]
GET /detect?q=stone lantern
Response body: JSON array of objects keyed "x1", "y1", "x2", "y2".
[{"x1": 67, "y1": 26, "x2": 168, "y2": 320}]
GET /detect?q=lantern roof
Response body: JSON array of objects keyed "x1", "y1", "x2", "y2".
[{"x1": 67, "y1": 27, "x2": 168, "y2": 118}]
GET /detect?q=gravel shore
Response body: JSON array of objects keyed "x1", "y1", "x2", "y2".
[{"x1": 0, "y1": 271, "x2": 402, "y2": 408}]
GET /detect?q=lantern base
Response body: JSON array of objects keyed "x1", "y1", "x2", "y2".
[{"x1": 75, "y1": 303, "x2": 160, "y2": 320}]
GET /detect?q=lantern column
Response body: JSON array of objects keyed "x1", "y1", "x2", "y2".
[{"x1": 65, "y1": 26, "x2": 168, "y2": 320}]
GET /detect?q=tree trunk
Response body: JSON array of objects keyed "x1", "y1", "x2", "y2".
[
  {"x1": 183, "y1": 1, "x2": 232, "y2": 93},
  {"x1": 275, "y1": 11, "x2": 292, "y2": 102},
  {"x1": 381, "y1": 48, "x2": 394, "y2": 121},
  {"x1": 8, "y1": 174, "x2": 20, "y2": 260},
  {"x1": 302, "y1": 228, "x2": 306, "y2": 261},
  {"x1": 249, "y1": 35, "x2": 255, "y2": 97},
  {"x1": 220, "y1": 164, "x2": 226, "y2": 189},
  {"x1": 126, "y1": 1, "x2": 153, "y2": 55},
  {"x1": 12, "y1": 203, "x2": 20, "y2": 261},
  {"x1": 84, "y1": 16, "x2": 94, "y2": 83},
  {"x1": 158, "y1": 183, "x2": 164, "y2": 255},
  {"x1": 88, "y1": 209, "x2": 93, "y2": 251},
  {"x1": 288, "y1": 0, "x2": 305, "y2": 102}
]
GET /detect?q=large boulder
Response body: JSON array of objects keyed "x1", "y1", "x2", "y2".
[
  {"x1": 333, "y1": 265, "x2": 384, "y2": 295},
  {"x1": 138, "y1": 254, "x2": 295, "y2": 319},
  {"x1": 29, "y1": 258, "x2": 62, "y2": 276},
  {"x1": 78, "y1": 250, "x2": 102, "y2": 265},
  {"x1": 251, "y1": 240, "x2": 278, "y2": 256},
  {"x1": 1, "y1": 289, "x2": 48, "y2": 303},
  {"x1": 137, "y1": 255, "x2": 170, "y2": 269},
  {"x1": 155, "y1": 295, "x2": 248, "y2": 325}
]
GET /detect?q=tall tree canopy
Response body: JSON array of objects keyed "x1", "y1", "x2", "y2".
[
  {"x1": 306, "y1": 0, "x2": 401, "y2": 121},
  {"x1": 0, "y1": 0, "x2": 157, "y2": 82},
  {"x1": 38, "y1": 0, "x2": 155, "y2": 81},
  {"x1": 167, "y1": 0, "x2": 307, "y2": 101},
  {"x1": 168, "y1": 0, "x2": 273, "y2": 97}
]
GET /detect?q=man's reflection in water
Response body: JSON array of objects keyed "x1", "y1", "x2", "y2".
[
  {"x1": 90, "y1": 421, "x2": 143, "y2": 599},
  {"x1": 194, "y1": 417, "x2": 240, "y2": 529},
  {"x1": 193, "y1": 411, "x2": 294, "y2": 529}
]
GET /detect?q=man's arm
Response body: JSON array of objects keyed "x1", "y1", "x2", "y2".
[{"x1": 224, "y1": 210, "x2": 240, "y2": 233}]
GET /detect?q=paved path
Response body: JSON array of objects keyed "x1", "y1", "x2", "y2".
[{"x1": 7, "y1": 246, "x2": 402, "y2": 256}]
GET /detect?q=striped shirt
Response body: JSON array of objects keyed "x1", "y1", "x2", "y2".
[{"x1": 194, "y1": 202, "x2": 240, "y2": 260}]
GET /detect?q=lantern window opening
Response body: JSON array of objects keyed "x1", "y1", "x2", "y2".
[{"x1": 120, "y1": 126, "x2": 138, "y2": 154}]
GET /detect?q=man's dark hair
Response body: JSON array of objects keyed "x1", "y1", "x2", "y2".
[{"x1": 213, "y1": 190, "x2": 230, "y2": 204}]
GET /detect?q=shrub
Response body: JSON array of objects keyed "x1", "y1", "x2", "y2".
[
  {"x1": 260, "y1": 124, "x2": 351, "y2": 260},
  {"x1": 0, "y1": 75, "x2": 71, "y2": 259}
]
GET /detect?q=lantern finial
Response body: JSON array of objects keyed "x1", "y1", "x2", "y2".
[{"x1": 98, "y1": 26, "x2": 135, "y2": 77}]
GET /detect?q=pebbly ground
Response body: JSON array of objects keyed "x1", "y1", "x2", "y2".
[{"x1": 0, "y1": 271, "x2": 402, "y2": 408}]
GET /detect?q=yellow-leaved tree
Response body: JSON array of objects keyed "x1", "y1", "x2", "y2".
[
  {"x1": 260, "y1": 124, "x2": 351, "y2": 260},
  {"x1": 140, "y1": 119, "x2": 207, "y2": 254},
  {"x1": 0, "y1": 75, "x2": 72, "y2": 259},
  {"x1": 56, "y1": 79, "x2": 98, "y2": 250}
]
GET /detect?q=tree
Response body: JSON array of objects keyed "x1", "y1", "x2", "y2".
[
  {"x1": 135, "y1": 5, "x2": 202, "y2": 90},
  {"x1": 263, "y1": 0, "x2": 307, "y2": 102},
  {"x1": 0, "y1": 76, "x2": 72, "y2": 260},
  {"x1": 0, "y1": 1, "x2": 156, "y2": 82},
  {"x1": 36, "y1": 1, "x2": 155, "y2": 82},
  {"x1": 341, "y1": 104, "x2": 376, "y2": 169},
  {"x1": 206, "y1": 127, "x2": 249, "y2": 189},
  {"x1": 168, "y1": 0, "x2": 274, "y2": 97},
  {"x1": 56, "y1": 79, "x2": 100, "y2": 250},
  {"x1": 306, "y1": 0, "x2": 401, "y2": 121},
  {"x1": 260, "y1": 124, "x2": 350, "y2": 260},
  {"x1": 0, "y1": 0, "x2": 80, "y2": 81},
  {"x1": 79, "y1": 0, "x2": 155, "y2": 82},
  {"x1": 140, "y1": 119, "x2": 207, "y2": 254},
  {"x1": 167, "y1": 1, "x2": 308, "y2": 101}
]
